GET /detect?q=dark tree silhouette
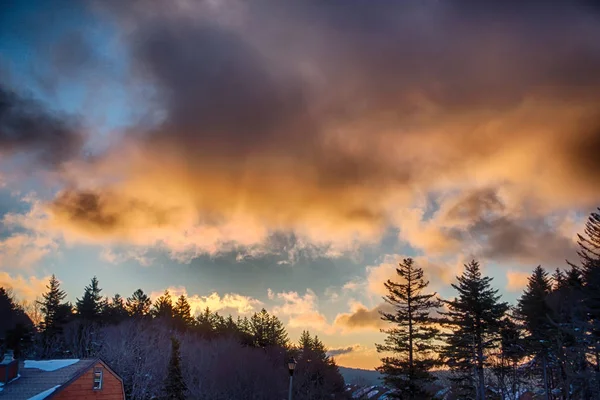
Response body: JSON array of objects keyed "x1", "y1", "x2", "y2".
[
  {"x1": 152, "y1": 290, "x2": 174, "y2": 320},
  {"x1": 516, "y1": 266, "x2": 554, "y2": 399},
  {"x1": 440, "y1": 260, "x2": 508, "y2": 400},
  {"x1": 76, "y1": 276, "x2": 105, "y2": 322},
  {"x1": 126, "y1": 289, "x2": 152, "y2": 318},
  {"x1": 376, "y1": 258, "x2": 442, "y2": 399},
  {"x1": 173, "y1": 295, "x2": 194, "y2": 329},
  {"x1": 163, "y1": 336, "x2": 187, "y2": 400},
  {"x1": 0, "y1": 287, "x2": 33, "y2": 357}
]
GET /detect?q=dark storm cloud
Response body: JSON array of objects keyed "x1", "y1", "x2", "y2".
[
  {"x1": 327, "y1": 346, "x2": 358, "y2": 357},
  {"x1": 95, "y1": 0, "x2": 600, "y2": 169},
  {"x1": 442, "y1": 188, "x2": 578, "y2": 266},
  {"x1": 334, "y1": 303, "x2": 392, "y2": 331},
  {"x1": 48, "y1": 0, "x2": 600, "y2": 252},
  {"x1": 0, "y1": 85, "x2": 83, "y2": 166}
]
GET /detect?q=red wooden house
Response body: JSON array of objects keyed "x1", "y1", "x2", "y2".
[{"x1": 0, "y1": 352, "x2": 125, "y2": 400}]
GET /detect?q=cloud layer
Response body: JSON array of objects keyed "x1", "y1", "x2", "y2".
[{"x1": 3, "y1": 0, "x2": 599, "y2": 264}]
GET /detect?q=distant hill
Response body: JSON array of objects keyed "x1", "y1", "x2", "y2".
[
  {"x1": 338, "y1": 366, "x2": 453, "y2": 386},
  {"x1": 338, "y1": 366, "x2": 383, "y2": 386}
]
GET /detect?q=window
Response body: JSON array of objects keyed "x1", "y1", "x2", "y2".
[{"x1": 93, "y1": 367, "x2": 103, "y2": 390}]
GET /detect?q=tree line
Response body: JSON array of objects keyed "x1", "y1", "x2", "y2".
[
  {"x1": 376, "y1": 208, "x2": 600, "y2": 400},
  {"x1": 0, "y1": 278, "x2": 346, "y2": 399}
]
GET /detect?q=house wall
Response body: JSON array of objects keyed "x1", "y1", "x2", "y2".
[
  {"x1": 53, "y1": 361, "x2": 124, "y2": 400},
  {"x1": 0, "y1": 360, "x2": 19, "y2": 383}
]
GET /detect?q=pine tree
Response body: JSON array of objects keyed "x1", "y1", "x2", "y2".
[
  {"x1": 152, "y1": 290, "x2": 174, "y2": 320},
  {"x1": 548, "y1": 265, "x2": 590, "y2": 398},
  {"x1": 196, "y1": 307, "x2": 215, "y2": 336},
  {"x1": 493, "y1": 317, "x2": 526, "y2": 400},
  {"x1": 570, "y1": 208, "x2": 600, "y2": 393},
  {"x1": 516, "y1": 266, "x2": 554, "y2": 399},
  {"x1": 250, "y1": 308, "x2": 288, "y2": 348},
  {"x1": 173, "y1": 295, "x2": 194, "y2": 329},
  {"x1": 126, "y1": 289, "x2": 151, "y2": 317},
  {"x1": 552, "y1": 268, "x2": 566, "y2": 291},
  {"x1": 236, "y1": 316, "x2": 254, "y2": 346},
  {"x1": 375, "y1": 258, "x2": 442, "y2": 399},
  {"x1": 76, "y1": 276, "x2": 105, "y2": 322},
  {"x1": 104, "y1": 294, "x2": 129, "y2": 324},
  {"x1": 440, "y1": 260, "x2": 508, "y2": 400},
  {"x1": 0, "y1": 287, "x2": 34, "y2": 357},
  {"x1": 163, "y1": 336, "x2": 187, "y2": 400},
  {"x1": 294, "y1": 330, "x2": 346, "y2": 400},
  {"x1": 39, "y1": 275, "x2": 70, "y2": 333}
]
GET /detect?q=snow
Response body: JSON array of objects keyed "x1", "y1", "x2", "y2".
[
  {"x1": 27, "y1": 385, "x2": 60, "y2": 400},
  {"x1": 24, "y1": 359, "x2": 80, "y2": 372}
]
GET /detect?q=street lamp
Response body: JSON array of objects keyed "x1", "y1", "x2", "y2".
[{"x1": 287, "y1": 357, "x2": 297, "y2": 400}]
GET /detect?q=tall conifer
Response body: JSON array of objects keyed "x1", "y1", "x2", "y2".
[
  {"x1": 440, "y1": 260, "x2": 508, "y2": 400},
  {"x1": 376, "y1": 258, "x2": 442, "y2": 399}
]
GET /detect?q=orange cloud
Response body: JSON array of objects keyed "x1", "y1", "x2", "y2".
[
  {"x1": 1, "y1": 198, "x2": 59, "y2": 269},
  {"x1": 150, "y1": 286, "x2": 263, "y2": 315},
  {"x1": 271, "y1": 289, "x2": 334, "y2": 333},
  {"x1": 0, "y1": 272, "x2": 50, "y2": 302},
  {"x1": 506, "y1": 270, "x2": 531, "y2": 292},
  {"x1": 334, "y1": 301, "x2": 392, "y2": 332},
  {"x1": 1, "y1": 1, "x2": 596, "y2": 266}
]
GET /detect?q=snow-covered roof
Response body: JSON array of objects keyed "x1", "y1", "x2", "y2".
[
  {"x1": 26, "y1": 385, "x2": 60, "y2": 400},
  {"x1": 24, "y1": 359, "x2": 80, "y2": 372}
]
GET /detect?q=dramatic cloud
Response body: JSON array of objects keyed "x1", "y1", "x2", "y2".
[
  {"x1": 0, "y1": 85, "x2": 83, "y2": 166},
  {"x1": 0, "y1": 196, "x2": 60, "y2": 269},
  {"x1": 0, "y1": 272, "x2": 50, "y2": 301},
  {"x1": 151, "y1": 286, "x2": 263, "y2": 315},
  {"x1": 334, "y1": 302, "x2": 392, "y2": 332},
  {"x1": 39, "y1": 0, "x2": 600, "y2": 261},
  {"x1": 396, "y1": 188, "x2": 580, "y2": 267},
  {"x1": 271, "y1": 289, "x2": 332, "y2": 333}
]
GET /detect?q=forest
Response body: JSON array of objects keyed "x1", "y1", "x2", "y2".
[
  {"x1": 375, "y1": 209, "x2": 600, "y2": 400},
  {"x1": 2, "y1": 208, "x2": 600, "y2": 400},
  {"x1": 0, "y1": 280, "x2": 345, "y2": 399}
]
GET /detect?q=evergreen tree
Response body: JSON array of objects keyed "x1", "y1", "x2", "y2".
[
  {"x1": 548, "y1": 266, "x2": 589, "y2": 398},
  {"x1": 163, "y1": 336, "x2": 187, "y2": 400},
  {"x1": 492, "y1": 317, "x2": 526, "y2": 400},
  {"x1": 440, "y1": 260, "x2": 508, "y2": 400},
  {"x1": 152, "y1": 290, "x2": 174, "y2": 320},
  {"x1": 104, "y1": 294, "x2": 129, "y2": 324},
  {"x1": 214, "y1": 314, "x2": 238, "y2": 337},
  {"x1": 250, "y1": 308, "x2": 288, "y2": 348},
  {"x1": 294, "y1": 330, "x2": 346, "y2": 400},
  {"x1": 375, "y1": 258, "x2": 442, "y2": 399},
  {"x1": 126, "y1": 289, "x2": 152, "y2": 317},
  {"x1": 173, "y1": 295, "x2": 194, "y2": 329},
  {"x1": 76, "y1": 276, "x2": 105, "y2": 322},
  {"x1": 552, "y1": 268, "x2": 566, "y2": 291},
  {"x1": 39, "y1": 275, "x2": 70, "y2": 333},
  {"x1": 236, "y1": 316, "x2": 254, "y2": 346},
  {"x1": 195, "y1": 307, "x2": 215, "y2": 336},
  {"x1": 0, "y1": 287, "x2": 34, "y2": 358},
  {"x1": 570, "y1": 208, "x2": 600, "y2": 393},
  {"x1": 516, "y1": 266, "x2": 554, "y2": 399}
]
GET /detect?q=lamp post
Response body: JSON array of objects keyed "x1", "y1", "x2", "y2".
[{"x1": 287, "y1": 357, "x2": 297, "y2": 400}]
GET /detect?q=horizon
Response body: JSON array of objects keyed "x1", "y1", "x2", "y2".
[{"x1": 2, "y1": 0, "x2": 600, "y2": 371}]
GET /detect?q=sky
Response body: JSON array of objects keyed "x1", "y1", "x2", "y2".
[{"x1": 1, "y1": 0, "x2": 600, "y2": 369}]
